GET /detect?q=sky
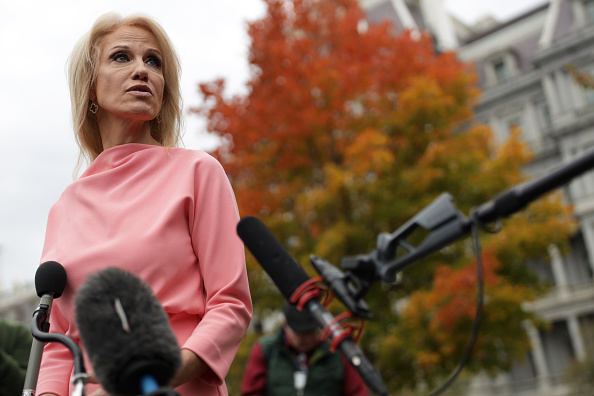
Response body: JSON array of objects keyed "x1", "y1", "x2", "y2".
[{"x1": 0, "y1": 0, "x2": 549, "y2": 291}]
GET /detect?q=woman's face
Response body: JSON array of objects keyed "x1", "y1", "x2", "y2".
[{"x1": 93, "y1": 25, "x2": 165, "y2": 123}]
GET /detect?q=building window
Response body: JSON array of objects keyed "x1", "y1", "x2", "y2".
[
  {"x1": 565, "y1": 233, "x2": 593, "y2": 285},
  {"x1": 583, "y1": 87, "x2": 594, "y2": 104},
  {"x1": 536, "y1": 102, "x2": 551, "y2": 130},
  {"x1": 485, "y1": 52, "x2": 517, "y2": 86},
  {"x1": 526, "y1": 258, "x2": 554, "y2": 285},
  {"x1": 586, "y1": 0, "x2": 594, "y2": 23},
  {"x1": 493, "y1": 58, "x2": 510, "y2": 83},
  {"x1": 579, "y1": 313, "x2": 594, "y2": 351},
  {"x1": 509, "y1": 353, "x2": 537, "y2": 392},
  {"x1": 540, "y1": 321, "x2": 575, "y2": 377}
]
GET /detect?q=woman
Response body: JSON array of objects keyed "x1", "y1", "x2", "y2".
[{"x1": 36, "y1": 12, "x2": 252, "y2": 396}]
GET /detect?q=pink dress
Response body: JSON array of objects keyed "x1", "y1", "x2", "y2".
[{"x1": 36, "y1": 144, "x2": 252, "y2": 396}]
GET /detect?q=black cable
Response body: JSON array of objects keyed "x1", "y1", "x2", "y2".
[{"x1": 425, "y1": 222, "x2": 484, "y2": 396}]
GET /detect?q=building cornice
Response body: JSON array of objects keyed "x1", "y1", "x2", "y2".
[
  {"x1": 533, "y1": 24, "x2": 594, "y2": 68},
  {"x1": 476, "y1": 71, "x2": 542, "y2": 109},
  {"x1": 523, "y1": 282, "x2": 594, "y2": 319}
]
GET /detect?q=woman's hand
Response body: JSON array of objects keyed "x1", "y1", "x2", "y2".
[
  {"x1": 88, "y1": 389, "x2": 111, "y2": 396},
  {"x1": 87, "y1": 371, "x2": 99, "y2": 384},
  {"x1": 170, "y1": 349, "x2": 209, "y2": 388},
  {"x1": 84, "y1": 351, "x2": 205, "y2": 393},
  {"x1": 86, "y1": 371, "x2": 113, "y2": 396},
  {"x1": 38, "y1": 373, "x2": 111, "y2": 396}
]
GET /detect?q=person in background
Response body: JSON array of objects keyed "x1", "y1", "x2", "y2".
[
  {"x1": 36, "y1": 12, "x2": 252, "y2": 396},
  {"x1": 0, "y1": 318, "x2": 32, "y2": 396},
  {"x1": 241, "y1": 302, "x2": 368, "y2": 396}
]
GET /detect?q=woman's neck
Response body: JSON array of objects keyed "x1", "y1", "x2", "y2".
[{"x1": 98, "y1": 117, "x2": 160, "y2": 150}]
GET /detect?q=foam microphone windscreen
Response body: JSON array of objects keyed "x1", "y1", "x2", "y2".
[
  {"x1": 237, "y1": 216, "x2": 310, "y2": 299},
  {"x1": 35, "y1": 261, "x2": 67, "y2": 298},
  {"x1": 74, "y1": 267, "x2": 181, "y2": 395}
]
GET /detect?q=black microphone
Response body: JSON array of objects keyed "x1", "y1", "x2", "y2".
[
  {"x1": 74, "y1": 267, "x2": 181, "y2": 396},
  {"x1": 35, "y1": 260, "x2": 68, "y2": 299},
  {"x1": 23, "y1": 261, "x2": 68, "y2": 396},
  {"x1": 237, "y1": 216, "x2": 390, "y2": 396}
]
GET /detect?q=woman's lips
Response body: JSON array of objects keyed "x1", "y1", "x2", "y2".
[{"x1": 126, "y1": 85, "x2": 153, "y2": 96}]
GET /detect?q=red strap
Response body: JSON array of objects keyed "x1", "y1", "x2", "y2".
[
  {"x1": 288, "y1": 277, "x2": 365, "y2": 352},
  {"x1": 289, "y1": 276, "x2": 334, "y2": 310},
  {"x1": 319, "y1": 312, "x2": 365, "y2": 352}
]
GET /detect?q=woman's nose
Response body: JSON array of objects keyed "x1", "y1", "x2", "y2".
[{"x1": 132, "y1": 60, "x2": 149, "y2": 81}]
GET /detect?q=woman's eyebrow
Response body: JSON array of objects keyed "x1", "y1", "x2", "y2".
[
  {"x1": 108, "y1": 44, "x2": 162, "y2": 56},
  {"x1": 108, "y1": 44, "x2": 131, "y2": 52}
]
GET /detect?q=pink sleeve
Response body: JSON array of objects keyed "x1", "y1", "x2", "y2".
[
  {"x1": 36, "y1": 302, "x2": 74, "y2": 396},
  {"x1": 182, "y1": 155, "x2": 253, "y2": 385}
]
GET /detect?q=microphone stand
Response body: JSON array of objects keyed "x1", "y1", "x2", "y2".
[
  {"x1": 311, "y1": 145, "x2": 594, "y2": 316},
  {"x1": 22, "y1": 294, "x2": 54, "y2": 396},
  {"x1": 26, "y1": 302, "x2": 89, "y2": 396},
  {"x1": 302, "y1": 145, "x2": 594, "y2": 396}
]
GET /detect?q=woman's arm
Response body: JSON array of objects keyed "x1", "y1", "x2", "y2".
[
  {"x1": 183, "y1": 153, "x2": 253, "y2": 385},
  {"x1": 170, "y1": 349, "x2": 208, "y2": 388}
]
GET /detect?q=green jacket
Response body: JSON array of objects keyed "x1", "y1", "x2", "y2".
[
  {"x1": 0, "y1": 319, "x2": 32, "y2": 396},
  {"x1": 260, "y1": 328, "x2": 343, "y2": 396}
]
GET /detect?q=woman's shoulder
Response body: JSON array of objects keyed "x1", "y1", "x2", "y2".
[
  {"x1": 167, "y1": 147, "x2": 222, "y2": 168},
  {"x1": 168, "y1": 146, "x2": 212, "y2": 159}
]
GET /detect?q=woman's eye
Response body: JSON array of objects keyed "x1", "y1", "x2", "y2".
[
  {"x1": 112, "y1": 52, "x2": 129, "y2": 62},
  {"x1": 146, "y1": 56, "x2": 162, "y2": 68}
]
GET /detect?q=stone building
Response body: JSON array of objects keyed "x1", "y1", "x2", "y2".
[
  {"x1": 0, "y1": 284, "x2": 38, "y2": 324},
  {"x1": 0, "y1": 247, "x2": 38, "y2": 323},
  {"x1": 359, "y1": 0, "x2": 594, "y2": 394}
]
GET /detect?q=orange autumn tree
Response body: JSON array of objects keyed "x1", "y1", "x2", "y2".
[{"x1": 193, "y1": 0, "x2": 576, "y2": 392}]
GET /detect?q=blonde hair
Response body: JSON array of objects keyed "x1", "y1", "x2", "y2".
[{"x1": 68, "y1": 12, "x2": 183, "y2": 170}]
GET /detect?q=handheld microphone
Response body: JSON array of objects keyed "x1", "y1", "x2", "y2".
[
  {"x1": 237, "y1": 216, "x2": 390, "y2": 396},
  {"x1": 74, "y1": 267, "x2": 181, "y2": 396},
  {"x1": 23, "y1": 261, "x2": 68, "y2": 396}
]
